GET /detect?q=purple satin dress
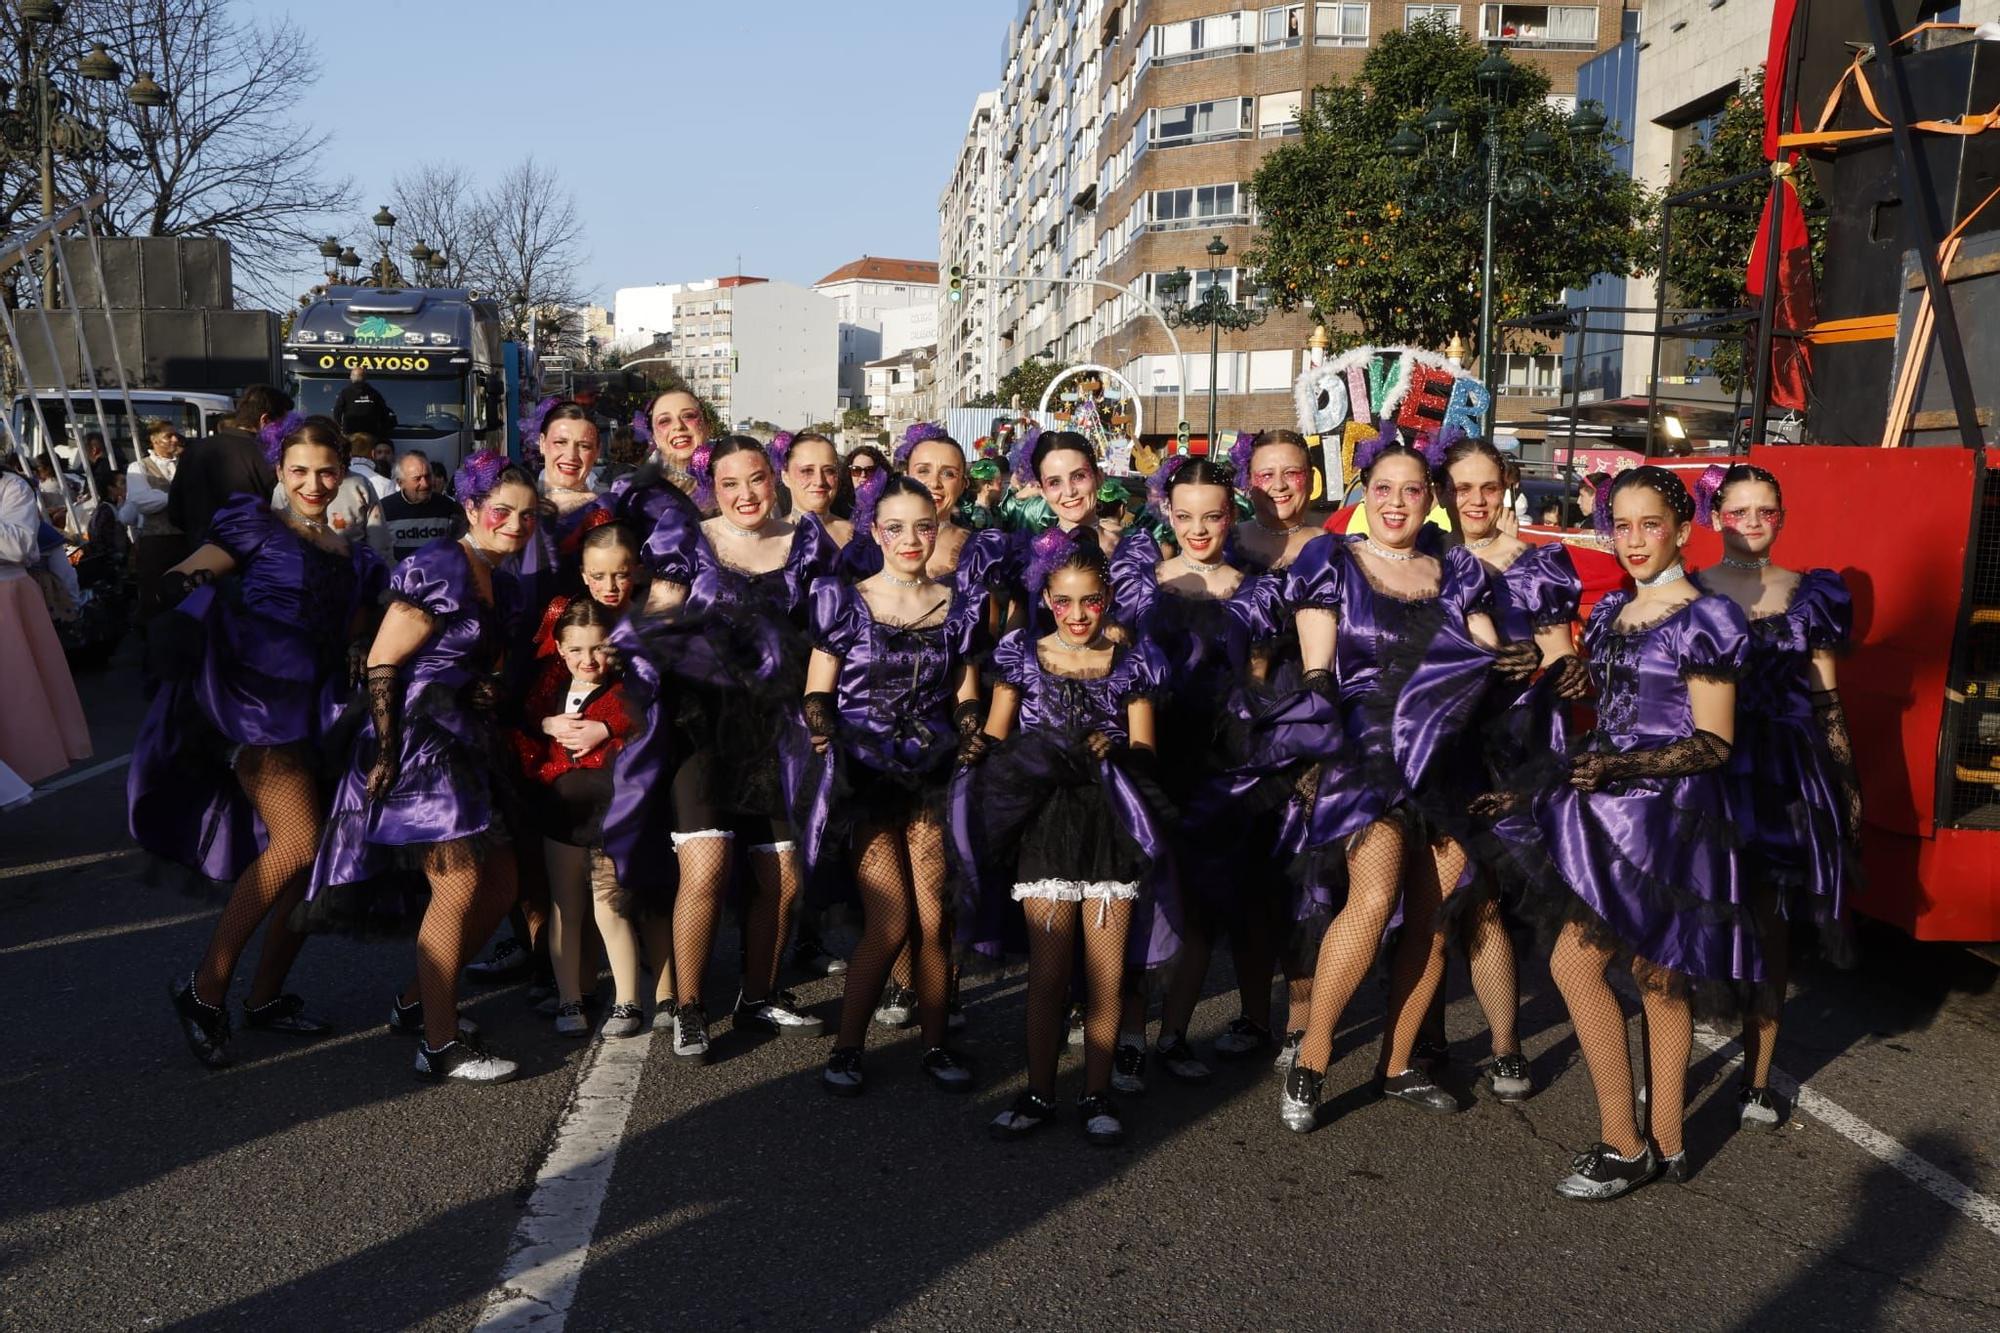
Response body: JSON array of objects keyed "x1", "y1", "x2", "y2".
[
  {"x1": 1479, "y1": 541, "x2": 1584, "y2": 780},
  {"x1": 128, "y1": 496, "x2": 383, "y2": 884},
  {"x1": 1696, "y1": 568, "x2": 1856, "y2": 938},
  {"x1": 949, "y1": 629, "x2": 1181, "y2": 966},
  {"x1": 1495, "y1": 590, "x2": 1759, "y2": 994},
  {"x1": 304, "y1": 539, "x2": 523, "y2": 925},
  {"x1": 796, "y1": 529, "x2": 1009, "y2": 870}
]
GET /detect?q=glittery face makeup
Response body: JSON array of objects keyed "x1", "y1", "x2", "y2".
[
  {"x1": 1169, "y1": 483, "x2": 1231, "y2": 559},
  {"x1": 472, "y1": 482, "x2": 539, "y2": 553},
  {"x1": 1038, "y1": 449, "x2": 1099, "y2": 526},
  {"x1": 650, "y1": 392, "x2": 707, "y2": 464},
  {"x1": 1364, "y1": 454, "x2": 1428, "y2": 548},
  {"x1": 713, "y1": 450, "x2": 776, "y2": 524},
  {"x1": 1610, "y1": 486, "x2": 1685, "y2": 578},
  {"x1": 1043, "y1": 565, "x2": 1108, "y2": 644},
  {"x1": 1714, "y1": 480, "x2": 1784, "y2": 553},
  {"x1": 1445, "y1": 452, "x2": 1504, "y2": 540},
  {"x1": 543, "y1": 419, "x2": 600, "y2": 490},
  {"x1": 784, "y1": 438, "x2": 840, "y2": 514},
  {"x1": 909, "y1": 441, "x2": 967, "y2": 511},
  {"x1": 873, "y1": 492, "x2": 939, "y2": 574}
]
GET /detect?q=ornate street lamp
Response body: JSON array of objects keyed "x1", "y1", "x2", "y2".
[
  {"x1": 1384, "y1": 43, "x2": 1609, "y2": 426},
  {"x1": 1158, "y1": 235, "x2": 1268, "y2": 446}
]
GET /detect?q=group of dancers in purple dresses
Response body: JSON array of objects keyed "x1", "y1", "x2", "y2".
[{"x1": 126, "y1": 391, "x2": 1860, "y2": 1197}]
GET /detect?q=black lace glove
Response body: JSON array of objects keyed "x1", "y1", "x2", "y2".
[
  {"x1": 1812, "y1": 688, "x2": 1863, "y2": 851},
  {"x1": 953, "y1": 698, "x2": 984, "y2": 741},
  {"x1": 1291, "y1": 761, "x2": 1321, "y2": 807},
  {"x1": 1569, "y1": 730, "x2": 1733, "y2": 793},
  {"x1": 957, "y1": 731, "x2": 992, "y2": 767},
  {"x1": 1494, "y1": 639, "x2": 1541, "y2": 682},
  {"x1": 364, "y1": 664, "x2": 402, "y2": 802},
  {"x1": 1546, "y1": 654, "x2": 1593, "y2": 700},
  {"x1": 1469, "y1": 789, "x2": 1525, "y2": 817},
  {"x1": 804, "y1": 691, "x2": 838, "y2": 754},
  {"x1": 1084, "y1": 730, "x2": 1116, "y2": 761},
  {"x1": 466, "y1": 674, "x2": 504, "y2": 714},
  {"x1": 346, "y1": 639, "x2": 369, "y2": 688},
  {"x1": 158, "y1": 567, "x2": 213, "y2": 607},
  {"x1": 1302, "y1": 668, "x2": 1336, "y2": 701}
]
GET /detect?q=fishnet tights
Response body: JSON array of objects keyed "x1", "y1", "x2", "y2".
[
  {"x1": 1380, "y1": 837, "x2": 1469, "y2": 1075},
  {"x1": 193, "y1": 745, "x2": 320, "y2": 1009},
  {"x1": 1022, "y1": 897, "x2": 1132, "y2": 1096},
  {"x1": 1549, "y1": 921, "x2": 1692, "y2": 1158},
  {"x1": 671, "y1": 834, "x2": 735, "y2": 1008},
  {"x1": 1416, "y1": 900, "x2": 1521, "y2": 1059},
  {"x1": 416, "y1": 837, "x2": 519, "y2": 1049},
  {"x1": 1739, "y1": 891, "x2": 1789, "y2": 1089},
  {"x1": 837, "y1": 815, "x2": 951, "y2": 1049},
  {"x1": 742, "y1": 847, "x2": 801, "y2": 1002},
  {"x1": 1297, "y1": 819, "x2": 1405, "y2": 1075}
]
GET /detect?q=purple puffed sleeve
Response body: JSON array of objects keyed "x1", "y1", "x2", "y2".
[
  {"x1": 1678, "y1": 593, "x2": 1751, "y2": 682},
  {"x1": 1507, "y1": 542, "x2": 1583, "y2": 630},
  {"x1": 989, "y1": 628, "x2": 1036, "y2": 692},
  {"x1": 389, "y1": 538, "x2": 470, "y2": 618},
  {"x1": 1282, "y1": 532, "x2": 1346, "y2": 614},
  {"x1": 946, "y1": 526, "x2": 1012, "y2": 656},
  {"x1": 808, "y1": 575, "x2": 865, "y2": 660},
  {"x1": 1224, "y1": 570, "x2": 1286, "y2": 644},
  {"x1": 1120, "y1": 636, "x2": 1173, "y2": 704},
  {"x1": 1793, "y1": 568, "x2": 1853, "y2": 653},
  {"x1": 1439, "y1": 545, "x2": 1497, "y2": 623},
  {"x1": 348, "y1": 539, "x2": 388, "y2": 613},
  {"x1": 1110, "y1": 528, "x2": 1161, "y2": 628},
  {"x1": 206, "y1": 493, "x2": 278, "y2": 564},
  {"x1": 640, "y1": 491, "x2": 699, "y2": 585},
  {"x1": 786, "y1": 514, "x2": 839, "y2": 614}
]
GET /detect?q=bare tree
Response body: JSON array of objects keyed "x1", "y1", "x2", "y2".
[
  {"x1": 0, "y1": 0, "x2": 356, "y2": 306},
  {"x1": 465, "y1": 156, "x2": 588, "y2": 344},
  {"x1": 387, "y1": 161, "x2": 484, "y2": 289}
]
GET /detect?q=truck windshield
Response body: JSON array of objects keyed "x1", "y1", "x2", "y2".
[
  {"x1": 295, "y1": 374, "x2": 467, "y2": 437},
  {"x1": 11, "y1": 396, "x2": 204, "y2": 469}
]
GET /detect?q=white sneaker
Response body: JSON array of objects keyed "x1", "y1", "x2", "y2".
[{"x1": 554, "y1": 1001, "x2": 590, "y2": 1037}]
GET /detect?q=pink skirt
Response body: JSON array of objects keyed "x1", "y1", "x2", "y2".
[{"x1": 0, "y1": 572, "x2": 92, "y2": 783}]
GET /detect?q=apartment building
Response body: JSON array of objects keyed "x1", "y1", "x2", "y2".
[
  {"x1": 668, "y1": 276, "x2": 839, "y2": 428},
  {"x1": 937, "y1": 0, "x2": 1627, "y2": 440},
  {"x1": 814, "y1": 257, "x2": 939, "y2": 412}
]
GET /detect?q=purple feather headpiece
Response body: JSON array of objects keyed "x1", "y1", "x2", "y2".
[
  {"x1": 849, "y1": 462, "x2": 888, "y2": 533},
  {"x1": 454, "y1": 448, "x2": 509, "y2": 505},
  {"x1": 517, "y1": 395, "x2": 560, "y2": 463},
  {"x1": 1025, "y1": 525, "x2": 1083, "y2": 593},
  {"x1": 1147, "y1": 451, "x2": 1193, "y2": 509},
  {"x1": 895, "y1": 421, "x2": 950, "y2": 468},
  {"x1": 257, "y1": 410, "x2": 308, "y2": 465},
  {"x1": 1226, "y1": 430, "x2": 1259, "y2": 480},
  {"x1": 1591, "y1": 474, "x2": 1616, "y2": 539},
  {"x1": 1006, "y1": 421, "x2": 1043, "y2": 486},
  {"x1": 1349, "y1": 418, "x2": 1400, "y2": 477},
  {"x1": 1691, "y1": 463, "x2": 1728, "y2": 527},
  {"x1": 687, "y1": 441, "x2": 715, "y2": 510},
  {"x1": 1416, "y1": 425, "x2": 1465, "y2": 474},
  {"x1": 768, "y1": 431, "x2": 795, "y2": 474},
  {"x1": 631, "y1": 408, "x2": 652, "y2": 445}
]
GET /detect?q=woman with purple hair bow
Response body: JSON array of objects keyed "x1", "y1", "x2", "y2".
[
  {"x1": 135, "y1": 414, "x2": 385, "y2": 1071},
  {"x1": 1103, "y1": 454, "x2": 1290, "y2": 1088},
  {"x1": 302, "y1": 449, "x2": 542, "y2": 1085}
]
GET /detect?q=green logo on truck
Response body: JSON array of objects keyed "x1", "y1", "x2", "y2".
[{"x1": 354, "y1": 316, "x2": 405, "y2": 342}]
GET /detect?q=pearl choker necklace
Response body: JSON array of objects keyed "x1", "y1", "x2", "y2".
[
  {"x1": 1050, "y1": 634, "x2": 1105, "y2": 653},
  {"x1": 881, "y1": 570, "x2": 930, "y2": 589},
  {"x1": 1463, "y1": 534, "x2": 1500, "y2": 550},
  {"x1": 1720, "y1": 554, "x2": 1769, "y2": 570},
  {"x1": 1179, "y1": 552, "x2": 1226, "y2": 574},
  {"x1": 1362, "y1": 537, "x2": 1419, "y2": 562},
  {"x1": 1635, "y1": 561, "x2": 1688, "y2": 588}
]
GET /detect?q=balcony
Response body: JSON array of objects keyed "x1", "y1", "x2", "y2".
[
  {"x1": 1144, "y1": 210, "x2": 1251, "y2": 234},
  {"x1": 1478, "y1": 4, "x2": 1599, "y2": 52}
]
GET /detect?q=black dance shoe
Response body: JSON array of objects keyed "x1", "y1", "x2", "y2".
[
  {"x1": 242, "y1": 993, "x2": 332, "y2": 1037},
  {"x1": 1154, "y1": 1033, "x2": 1213, "y2": 1085},
  {"x1": 464, "y1": 938, "x2": 532, "y2": 983},
  {"x1": 1274, "y1": 1029, "x2": 1304, "y2": 1076},
  {"x1": 872, "y1": 982, "x2": 917, "y2": 1029},
  {"x1": 790, "y1": 937, "x2": 847, "y2": 978},
  {"x1": 1657, "y1": 1148, "x2": 1689, "y2": 1184},
  {"x1": 1738, "y1": 1085, "x2": 1787, "y2": 1132},
  {"x1": 414, "y1": 1039, "x2": 519, "y2": 1084},
  {"x1": 1279, "y1": 1063, "x2": 1324, "y2": 1134},
  {"x1": 386, "y1": 995, "x2": 480, "y2": 1041},
  {"x1": 822, "y1": 1046, "x2": 865, "y2": 1096},
  {"x1": 920, "y1": 1046, "x2": 975, "y2": 1093},
  {"x1": 672, "y1": 1003, "x2": 712, "y2": 1063},
  {"x1": 990, "y1": 1089, "x2": 1057, "y2": 1141},
  {"x1": 1077, "y1": 1092, "x2": 1126, "y2": 1147},
  {"x1": 169, "y1": 973, "x2": 233, "y2": 1069},
  {"x1": 1487, "y1": 1052, "x2": 1532, "y2": 1103},
  {"x1": 1213, "y1": 1017, "x2": 1275, "y2": 1061},
  {"x1": 734, "y1": 990, "x2": 825, "y2": 1039},
  {"x1": 1554, "y1": 1143, "x2": 1659, "y2": 1201},
  {"x1": 1380, "y1": 1068, "x2": 1461, "y2": 1114}
]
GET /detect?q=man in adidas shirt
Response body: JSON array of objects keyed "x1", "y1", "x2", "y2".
[{"x1": 373, "y1": 450, "x2": 464, "y2": 562}]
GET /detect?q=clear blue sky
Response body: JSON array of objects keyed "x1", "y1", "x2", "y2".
[{"x1": 276, "y1": 0, "x2": 1016, "y2": 303}]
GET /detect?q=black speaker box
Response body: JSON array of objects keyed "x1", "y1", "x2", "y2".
[{"x1": 1805, "y1": 33, "x2": 2000, "y2": 445}]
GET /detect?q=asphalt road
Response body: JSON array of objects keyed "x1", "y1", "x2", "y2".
[{"x1": 3, "y1": 648, "x2": 1998, "y2": 1332}]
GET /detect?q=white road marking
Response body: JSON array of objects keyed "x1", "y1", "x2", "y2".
[
  {"x1": 0, "y1": 847, "x2": 139, "y2": 882},
  {"x1": 1694, "y1": 1030, "x2": 2000, "y2": 1241},
  {"x1": 0, "y1": 905, "x2": 216, "y2": 955},
  {"x1": 28, "y1": 753, "x2": 130, "y2": 799},
  {"x1": 473, "y1": 1029, "x2": 655, "y2": 1331}
]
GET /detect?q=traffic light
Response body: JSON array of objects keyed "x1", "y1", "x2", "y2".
[{"x1": 947, "y1": 264, "x2": 965, "y2": 303}]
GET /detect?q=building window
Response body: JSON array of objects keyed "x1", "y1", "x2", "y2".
[
  {"x1": 1478, "y1": 4, "x2": 1598, "y2": 49},
  {"x1": 1258, "y1": 90, "x2": 1304, "y2": 137},
  {"x1": 1495, "y1": 352, "x2": 1561, "y2": 396},
  {"x1": 1261, "y1": 5, "x2": 1304, "y2": 48},
  {"x1": 1149, "y1": 11, "x2": 1254, "y2": 67},
  {"x1": 1405, "y1": 3, "x2": 1461, "y2": 28},
  {"x1": 1147, "y1": 183, "x2": 1246, "y2": 230},
  {"x1": 1249, "y1": 349, "x2": 1295, "y2": 392},
  {"x1": 1148, "y1": 267, "x2": 1241, "y2": 305},
  {"x1": 1151, "y1": 97, "x2": 1254, "y2": 148},
  {"x1": 1315, "y1": 2, "x2": 1369, "y2": 45}
]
